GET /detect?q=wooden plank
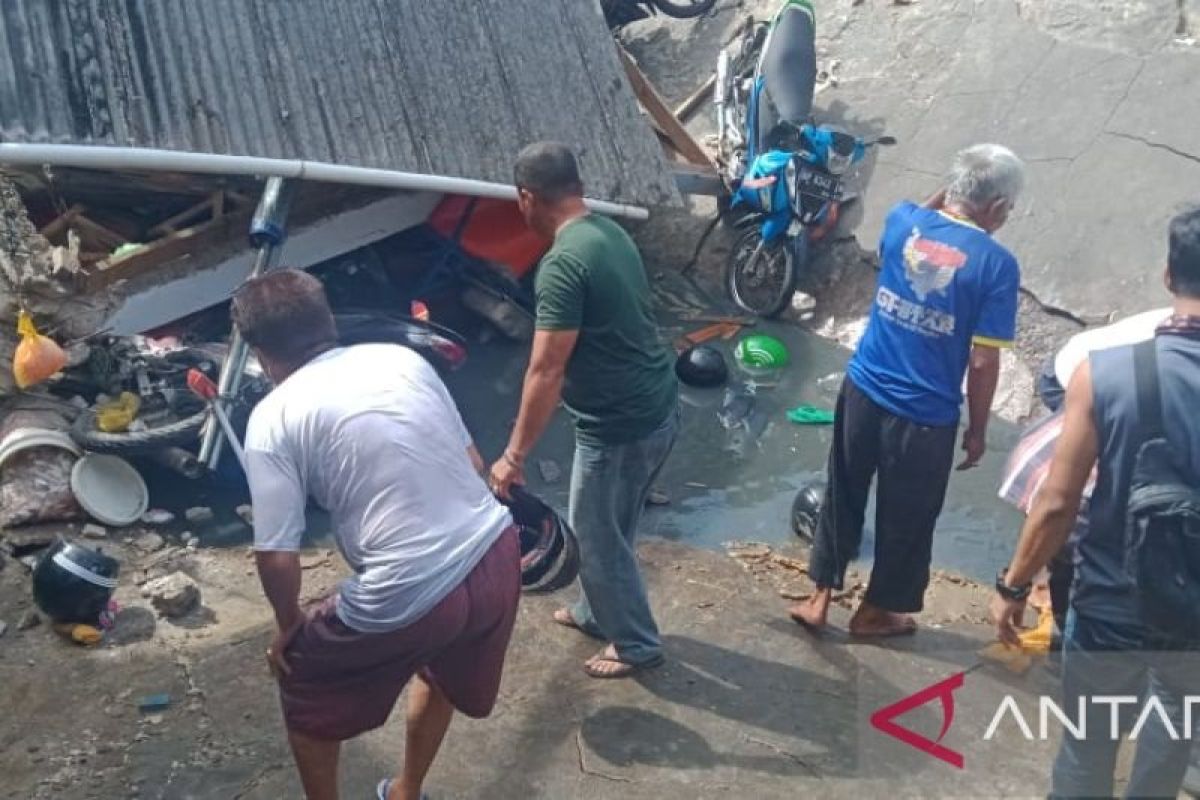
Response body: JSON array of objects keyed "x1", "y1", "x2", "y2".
[
  {"x1": 148, "y1": 195, "x2": 219, "y2": 238},
  {"x1": 87, "y1": 210, "x2": 251, "y2": 292},
  {"x1": 71, "y1": 212, "x2": 129, "y2": 250},
  {"x1": 38, "y1": 204, "x2": 83, "y2": 241},
  {"x1": 673, "y1": 73, "x2": 716, "y2": 123},
  {"x1": 617, "y1": 45, "x2": 714, "y2": 170}
]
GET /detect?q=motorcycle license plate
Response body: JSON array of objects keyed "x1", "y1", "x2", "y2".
[{"x1": 796, "y1": 167, "x2": 839, "y2": 200}]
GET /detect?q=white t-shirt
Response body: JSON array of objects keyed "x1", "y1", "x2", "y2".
[
  {"x1": 1053, "y1": 308, "x2": 1171, "y2": 387},
  {"x1": 244, "y1": 344, "x2": 512, "y2": 634}
]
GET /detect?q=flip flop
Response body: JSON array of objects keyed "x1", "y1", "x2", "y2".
[
  {"x1": 376, "y1": 779, "x2": 428, "y2": 800},
  {"x1": 787, "y1": 405, "x2": 836, "y2": 425},
  {"x1": 583, "y1": 651, "x2": 665, "y2": 679}
]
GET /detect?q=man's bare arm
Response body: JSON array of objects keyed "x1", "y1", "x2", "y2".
[
  {"x1": 1005, "y1": 362, "x2": 1099, "y2": 586},
  {"x1": 467, "y1": 443, "x2": 485, "y2": 477},
  {"x1": 923, "y1": 187, "x2": 948, "y2": 209},
  {"x1": 966, "y1": 344, "x2": 1000, "y2": 436},
  {"x1": 505, "y1": 329, "x2": 579, "y2": 462},
  {"x1": 958, "y1": 344, "x2": 1001, "y2": 469},
  {"x1": 255, "y1": 550, "x2": 303, "y2": 631}
]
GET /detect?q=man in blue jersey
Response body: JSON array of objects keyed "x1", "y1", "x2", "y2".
[{"x1": 790, "y1": 144, "x2": 1025, "y2": 636}]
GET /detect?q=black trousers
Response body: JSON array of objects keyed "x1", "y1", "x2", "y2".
[{"x1": 809, "y1": 377, "x2": 958, "y2": 612}]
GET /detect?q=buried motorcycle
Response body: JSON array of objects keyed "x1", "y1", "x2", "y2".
[
  {"x1": 66, "y1": 310, "x2": 467, "y2": 459},
  {"x1": 714, "y1": 0, "x2": 895, "y2": 317}
]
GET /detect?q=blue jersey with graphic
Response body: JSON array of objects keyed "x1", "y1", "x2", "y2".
[{"x1": 848, "y1": 201, "x2": 1020, "y2": 426}]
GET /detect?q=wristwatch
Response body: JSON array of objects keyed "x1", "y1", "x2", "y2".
[{"x1": 994, "y1": 569, "x2": 1032, "y2": 602}]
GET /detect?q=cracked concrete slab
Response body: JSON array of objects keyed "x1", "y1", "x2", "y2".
[
  {"x1": 1014, "y1": 0, "x2": 1186, "y2": 56},
  {"x1": 807, "y1": 0, "x2": 1200, "y2": 319},
  {"x1": 1017, "y1": 132, "x2": 1200, "y2": 313},
  {"x1": 624, "y1": 0, "x2": 1199, "y2": 320},
  {"x1": 1105, "y1": 51, "x2": 1200, "y2": 159}
]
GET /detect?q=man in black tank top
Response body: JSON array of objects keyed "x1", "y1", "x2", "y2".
[{"x1": 991, "y1": 206, "x2": 1200, "y2": 798}]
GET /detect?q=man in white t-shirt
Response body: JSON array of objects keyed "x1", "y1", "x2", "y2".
[
  {"x1": 1037, "y1": 307, "x2": 1171, "y2": 410},
  {"x1": 232, "y1": 269, "x2": 518, "y2": 800}
]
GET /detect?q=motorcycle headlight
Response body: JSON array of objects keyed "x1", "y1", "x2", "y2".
[
  {"x1": 825, "y1": 150, "x2": 853, "y2": 176},
  {"x1": 785, "y1": 157, "x2": 800, "y2": 211}
]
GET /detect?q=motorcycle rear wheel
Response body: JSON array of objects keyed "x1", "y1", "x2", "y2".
[
  {"x1": 652, "y1": 0, "x2": 717, "y2": 18},
  {"x1": 725, "y1": 228, "x2": 798, "y2": 318}
]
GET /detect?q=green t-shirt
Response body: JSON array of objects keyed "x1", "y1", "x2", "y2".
[{"x1": 535, "y1": 215, "x2": 677, "y2": 444}]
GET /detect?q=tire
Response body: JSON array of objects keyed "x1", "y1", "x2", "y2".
[
  {"x1": 651, "y1": 0, "x2": 717, "y2": 18},
  {"x1": 70, "y1": 407, "x2": 208, "y2": 456},
  {"x1": 725, "y1": 228, "x2": 798, "y2": 317}
]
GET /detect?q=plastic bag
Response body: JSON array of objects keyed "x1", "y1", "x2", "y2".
[
  {"x1": 95, "y1": 392, "x2": 141, "y2": 433},
  {"x1": 12, "y1": 311, "x2": 67, "y2": 389}
]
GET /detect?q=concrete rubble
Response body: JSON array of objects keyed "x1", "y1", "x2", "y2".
[
  {"x1": 184, "y1": 507, "x2": 215, "y2": 525},
  {"x1": 142, "y1": 572, "x2": 201, "y2": 619},
  {"x1": 81, "y1": 524, "x2": 108, "y2": 540}
]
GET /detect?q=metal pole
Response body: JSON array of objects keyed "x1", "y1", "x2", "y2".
[{"x1": 198, "y1": 177, "x2": 294, "y2": 470}]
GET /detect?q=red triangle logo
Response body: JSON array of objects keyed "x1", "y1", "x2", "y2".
[{"x1": 869, "y1": 671, "x2": 965, "y2": 769}]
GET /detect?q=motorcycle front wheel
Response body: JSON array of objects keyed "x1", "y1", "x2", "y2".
[
  {"x1": 652, "y1": 0, "x2": 717, "y2": 18},
  {"x1": 70, "y1": 408, "x2": 209, "y2": 456},
  {"x1": 725, "y1": 228, "x2": 798, "y2": 318}
]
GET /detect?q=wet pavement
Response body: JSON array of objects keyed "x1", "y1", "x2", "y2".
[{"x1": 445, "y1": 274, "x2": 1025, "y2": 584}]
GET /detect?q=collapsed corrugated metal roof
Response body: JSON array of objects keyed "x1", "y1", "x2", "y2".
[{"x1": 0, "y1": 0, "x2": 677, "y2": 206}]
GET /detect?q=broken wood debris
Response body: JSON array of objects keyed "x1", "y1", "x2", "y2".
[
  {"x1": 672, "y1": 73, "x2": 716, "y2": 123},
  {"x1": 617, "y1": 45, "x2": 716, "y2": 170}
]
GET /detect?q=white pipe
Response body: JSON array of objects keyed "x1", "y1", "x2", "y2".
[{"x1": 0, "y1": 143, "x2": 651, "y2": 220}]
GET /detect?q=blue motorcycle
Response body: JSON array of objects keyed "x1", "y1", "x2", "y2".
[{"x1": 715, "y1": 0, "x2": 894, "y2": 317}]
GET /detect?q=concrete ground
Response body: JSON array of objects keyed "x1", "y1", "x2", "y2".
[
  {"x1": 622, "y1": 0, "x2": 1200, "y2": 421},
  {"x1": 624, "y1": 0, "x2": 1200, "y2": 322},
  {"x1": 0, "y1": 526, "x2": 1075, "y2": 800}
]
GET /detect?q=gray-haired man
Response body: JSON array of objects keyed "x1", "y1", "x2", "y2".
[{"x1": 791, "y1": 143, "x2": 1025, "y2": 636}]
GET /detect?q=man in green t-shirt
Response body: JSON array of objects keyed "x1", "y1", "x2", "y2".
[{"x1": 489, "y1": 142, "x2": 679, "y2": 679}]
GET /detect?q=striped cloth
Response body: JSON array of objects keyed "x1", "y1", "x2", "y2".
[{"x1": 998, "y1": 411, "x2": 1096, "y2": 515}]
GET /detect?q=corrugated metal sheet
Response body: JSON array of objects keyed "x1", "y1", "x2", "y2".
[{"x1": 0, "y1": 0, "x2": 677, "y2": 206}]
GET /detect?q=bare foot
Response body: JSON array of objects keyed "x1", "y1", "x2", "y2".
[
  {"x1": 789, "y1": 588, "x2": 832, "y2": 631},
  {"x1": 848, "y1": 602, "x2": 917, "y2": 637},
  {"x1": 552, "y1": 608, "x2": 580, "y2": 629}
]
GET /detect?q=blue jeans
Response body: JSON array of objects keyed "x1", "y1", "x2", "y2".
[
  {"x1": 567, "y1": 408, "x2": 679, "y2": 665},
  {"x1": 1051, "y1": 609, "x2": 1197, "y2": 798}
]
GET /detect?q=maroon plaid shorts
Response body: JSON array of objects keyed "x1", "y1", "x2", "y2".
[{"x1": 279, "y1": 527, "x2": 519, "y2": 740}]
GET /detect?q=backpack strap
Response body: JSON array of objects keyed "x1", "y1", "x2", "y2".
[{"x1": 1133, "y1": 338, "x2": 1165, "y2": 441}]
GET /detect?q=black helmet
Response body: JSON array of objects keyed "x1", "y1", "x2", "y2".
[
  {"x1": 33, "y1": 538, "x2": 120, "y2": 624},
  {"x1": 503, "y1": 487, "x2": 579, "y2": 593},
  {"x1": 791, "y1": 477, "x2": 826, "y2": 542},
  {"x1": 675, "y1": 345, "x2": 729, "y2": 388}
]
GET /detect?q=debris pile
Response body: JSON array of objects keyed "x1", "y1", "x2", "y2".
[{"x1": 143, "y1": 572, "x2": 201, "y2": 619}]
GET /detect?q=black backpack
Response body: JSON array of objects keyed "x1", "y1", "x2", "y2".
[{"x1": 1124, "y1": 338, "x2": 1200, "y2": 642}]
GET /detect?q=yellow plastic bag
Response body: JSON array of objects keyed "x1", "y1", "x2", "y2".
[
  {"x1": 12, "y1": 311, "x2": 67, "y2": 389},
  {"x1": 96, "y1": 391, "x2": 141, "y2": 433},
  {"x1": 53, "y1": 622, "x2": 104, "y2": 646},
  {"x1": 1017, "y1": 605, "x2": 1056, "y2": 655}
]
